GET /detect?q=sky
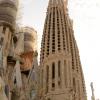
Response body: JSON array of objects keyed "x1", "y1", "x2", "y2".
[{"x1": 20, "y1": 0, "x2": 100, "y2": 99}]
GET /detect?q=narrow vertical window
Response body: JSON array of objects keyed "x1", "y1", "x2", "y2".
[
  {"x1": 73, "y1": 78, "x2": 76, "y2": 92},
  {"x1": 46, "y1": 66, "x2": 49, "y2": 93},
  {"x1": 52, "y1": 63, "x2": 55, "y2": 90},
  {"x1": 52, "y1": 62, "x2": 55, "y2": 79},
  {"x1": 78, "y1": 80, "x2": 80, "y2": 98},
  {"x1": 58, "y1": 61, "x2": 61, "y2": 77},
  {"x1": 41, "y1": 70, "x2": 43, "y2": 88},
  {"x1": 64, "y1": 60, "x2": 67, "y2": 87},
  {"x1": 58, "y1": 61, "x2": 61, "y2": 88}
]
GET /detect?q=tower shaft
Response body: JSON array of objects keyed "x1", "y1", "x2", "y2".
[
  {"x1": 40, "y1": 0, "x2": 87, "y2": 100},
  {"x1": 0, "y1": 0, "x2": 18, "y2": 99},
  {"x1": 0, "y1": 0, "x2": 18, "y2": 67}
]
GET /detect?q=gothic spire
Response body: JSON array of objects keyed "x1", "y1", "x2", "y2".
[
  {"x1": 48, "y1": 0, "x2": 67, "y2": 9},
  {"x1": 40, "y1": 0, "x2": 87, "y2": 99}
]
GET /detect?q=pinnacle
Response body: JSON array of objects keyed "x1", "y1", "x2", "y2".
[
  {"x1": 48, "y1": 0, "x2": 68, "y2": 12},
  {"x1": 48, "y1": 0, "x2": 65, "y2": 7}
]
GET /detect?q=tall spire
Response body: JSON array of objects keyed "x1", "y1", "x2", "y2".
[
  {"x1": 90, "y1": 82, "x2": 95, "y2": 100},
  {"x1": 48, "y1": 0, "x2": 67, "y2": 8},
  {"x1": 63, "y1": 0, "x2": 68, "y2": 11},
  {"x1": 40, "y1": 0, "x2": 87, "y2": 99}
]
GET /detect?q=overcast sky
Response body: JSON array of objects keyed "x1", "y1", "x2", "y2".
[{"x1": 20, "y1": 0, "x2": 100, "y2": 99}]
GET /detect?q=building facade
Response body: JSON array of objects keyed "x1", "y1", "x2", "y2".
[
  {"x1": 40, "y1": 0, "x2": 87, "y2": 100},
  {"x1": 0, "y1": 0, "x2": 38, "y2": 100}
]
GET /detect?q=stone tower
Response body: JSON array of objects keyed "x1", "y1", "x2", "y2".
[
  {"x1": 40, "y1": 0, "x2": 87, "y2": 100},
  {"x1": 12, "y1": 26, "x2": 38, "y2": 100},
  {"x1": 0, "y1": 0, "x2": 18, "y2": 99},
  {"x1": 0, "y1": 0, "x2": 18, "y2": 81},
  {"x1": 0, "y1": 1, "x2": 38, "y2": 99},
  {"x1": 0, "y1": 0, "x2": 18, "y2": 69}
]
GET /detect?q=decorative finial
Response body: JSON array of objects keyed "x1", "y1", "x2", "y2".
[{"x1": 90, "y1": 82, "x2": 95, "y2": 100}]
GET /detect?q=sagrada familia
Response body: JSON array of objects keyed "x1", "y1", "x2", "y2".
[{"x1": 0, "y1": 0, "x2": 88, "y2": 100}]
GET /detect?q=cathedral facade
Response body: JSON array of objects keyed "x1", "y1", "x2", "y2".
[
  {"x1": 40, "y1": 0, "x2": 87, "y2": 100},
  {"x1": 0, "y1": 0, "x2": 87, "y2": 100}
]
